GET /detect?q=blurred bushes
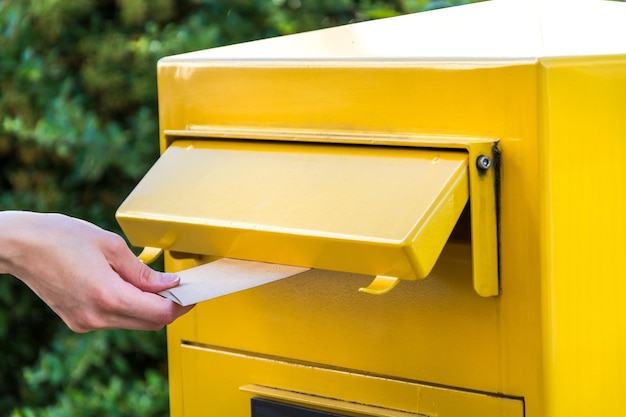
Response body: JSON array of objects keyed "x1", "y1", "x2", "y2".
[{"x1": 0, "y1": 0, "x2": 478, "y2": 415}]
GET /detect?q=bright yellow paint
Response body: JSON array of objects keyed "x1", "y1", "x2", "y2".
[
  {"x1": 155, "y1": 51, "x2": 535, "y2": 417},
  {"x1": 358, "y1": 275, "x2": 401, "y2": 295},
  {"x1": 117, "y1": 132, "x2": 499, "y2": 295},
  {"x1": 538, "y1": 55, "x2": 626, "y2": 417},
  {"x1": 117, "y1": 139, "x2": 470, "y2": 281},
  {"x1": 116, "y1": 1, "x2": 626, "y2": 417},
  {"x1": 175, "y1": 345, "x2": 523, "y2": 417}
]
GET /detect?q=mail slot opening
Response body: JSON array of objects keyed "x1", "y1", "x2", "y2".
[
  {"x1": 252, "y1": 398, "x2": 347, "y2": 417},
  {"x1": 117, "y1": 130, "x2": 499, "y2": 296},
  {"x1": 448, "y1": 204, "x2": 471, "y2": 243}
]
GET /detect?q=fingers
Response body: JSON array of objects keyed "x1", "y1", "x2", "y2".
[
  {"x1": 109, "y1": 283, "x2": 195, "y2": 331},
  {"x1": 70, "y1": 277, "x2": 194, "y2": 332},
  {"x1": 1, "y1": 211, "x2": 194, "y2": 333},
  {"x1": 119, "y1": 296, "x2": 195, "y2": 331},
  {"x1": 77, "y1": 234, "x2": 193, "y2": 331},
  {"x1": 70, "y1": 303, "x2": 194, "y2": 332}
]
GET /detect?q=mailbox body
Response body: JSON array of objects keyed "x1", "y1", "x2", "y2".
[{"x1": 117, "y1": 1, "x2": 626, "y2": 416}]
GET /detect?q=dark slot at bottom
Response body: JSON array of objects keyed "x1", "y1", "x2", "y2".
[{"x1": 251, "y1": 398, "x2": 348, "y2": 417}]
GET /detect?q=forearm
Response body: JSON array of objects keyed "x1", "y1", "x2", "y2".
[{"x1": 0, "y1": 210, "x2": 192, "y2": 331}]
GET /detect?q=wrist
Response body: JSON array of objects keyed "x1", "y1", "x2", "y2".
[{"x1": 0, "y1": 211, "x2": 40, "y2": 275}]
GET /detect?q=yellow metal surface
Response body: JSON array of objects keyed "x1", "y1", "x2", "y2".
[
  {"x1": 164, "y1": 128, "x2": 501, "y2": 296},
  {"x1": 177, "y1": 343, "x2": 523, "y2": 417},
  {"x1": 137, "y1": 246, "x2": 163, "y2": 265},
  {"x1": 166, "y1": 244, "x2": 504, "y2": 409},
  {"x1": 119, "y1": 129, "x2": 499, "y2": 295},
  {"x1": 157, "y1": 45, "x2": 534, "y2": 417},
  {"x1": 538, "y1": 54, "x2": 626, "y2": 417},
  {"x1": 118, "y1": 139, "x2": 469, "y2": 282},
  {"x1": 119, "y1": 1, "x2": 626, "y2": 417},
  {"x1": 358, "y1": 275, "x2": 401, "y2": 295}
]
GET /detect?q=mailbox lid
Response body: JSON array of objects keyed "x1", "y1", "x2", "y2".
[{"x1": 117, "y1": 139, "x2": 468, "y2": 280}]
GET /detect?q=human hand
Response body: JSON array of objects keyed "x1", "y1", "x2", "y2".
[{"x1": 0, "y1": 211, "x2": 193, "y2": 332}]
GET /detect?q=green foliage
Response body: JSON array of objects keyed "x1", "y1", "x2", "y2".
[
  {"x1": 0, "y1": 280, "x2": 58, "y2": 414},
  {"x1": 11, "y1": 327, "x2": 169, "y2": 417},
  {"x1": 0, "y1": 0, "x2": 480, "y2": 415}
]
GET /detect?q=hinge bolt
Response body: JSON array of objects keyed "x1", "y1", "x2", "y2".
[{"x1": 476, "y1": 155, "x2": 492, "y2": 171}]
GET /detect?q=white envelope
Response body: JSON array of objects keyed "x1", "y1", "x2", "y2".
[{"x1": 159, "y1": 258, "x2": 309, "y2": 306}]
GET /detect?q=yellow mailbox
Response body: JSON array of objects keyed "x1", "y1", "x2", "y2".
[{"x1": 117, "y1": 1, "x2": 626, "y2": 416}]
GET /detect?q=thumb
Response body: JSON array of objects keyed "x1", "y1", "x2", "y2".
[
  {"x1": 108, "y1": 242, "x2": 181, "y2": 293},
  {"x1": 128, "y1": 262, "x2": 181, "y2": 293}
]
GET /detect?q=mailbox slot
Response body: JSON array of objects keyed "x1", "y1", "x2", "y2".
[
  {"x1": 251, "y1": 398, "x2": 347, "y2": 417},
  {"x1": 176, "y1": 343, "x2": 524, "y2": 417},
  {"x1": 117, "y1": 128, "x2": 499, "y2": 296}
]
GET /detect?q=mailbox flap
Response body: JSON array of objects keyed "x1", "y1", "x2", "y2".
[{"x1": 116, "y1": 139, "x2": 468, "y2": 281}]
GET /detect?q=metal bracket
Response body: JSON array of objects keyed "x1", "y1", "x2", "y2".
[{"x1": 358, "y1": 275, "x2": 401, "y2": 295}]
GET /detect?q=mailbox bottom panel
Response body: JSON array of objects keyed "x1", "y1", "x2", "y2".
[{"x1": 173, "y1": 343, "x2": 523, "y2": 417}]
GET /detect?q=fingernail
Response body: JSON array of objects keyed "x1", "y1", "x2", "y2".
[{"x1": 162, "y1": 273, "x2": 180, "y2": 283}]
